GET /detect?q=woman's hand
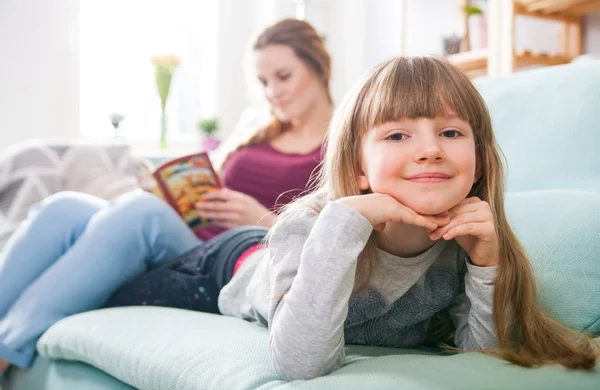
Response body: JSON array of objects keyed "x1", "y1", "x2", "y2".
[
  {"x1": 428, "y1": 197, "x2": 499, "y2": 267},
  {"x1": 335, "y1": 193, "x2": 449, "y2": 232},
  {"x1": 195, "y1": 189, "x2": 276, "y2": 229}
]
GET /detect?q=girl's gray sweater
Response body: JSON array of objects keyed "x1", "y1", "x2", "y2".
[{"x1": 219, "y1": 200, "x2": 498, "y2": 381}]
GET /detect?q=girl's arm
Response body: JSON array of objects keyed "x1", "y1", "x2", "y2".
[
  {"x1": 266, "y1": 201, "x2": 373, "y2": 381},
  {"x1": 448, "y1": 258, "x2": 499, "y2": 350}
]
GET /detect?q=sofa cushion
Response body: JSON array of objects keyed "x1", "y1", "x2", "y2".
[
  {"x1": 505, "y1": 189, "x2": 600, "y2": 334},
  {"x1": 475, "y1": 61, "x2": 600, "y2": 193},
  {"x1": 36, "y1": 307, "x2": 599, "y2": 390},
  {"x1": 61, "y1": 143, "x2": 141, "y2": 199},
  {"x1": 0, "y1": 140, "x2": 141, "y2": 251}
]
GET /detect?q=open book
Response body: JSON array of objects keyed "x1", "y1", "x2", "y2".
[{"x1": 135, "y1": 153, "x2": 221, "y2": 232}]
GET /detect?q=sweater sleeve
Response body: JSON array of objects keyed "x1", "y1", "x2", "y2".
[
  {"x1": 266, "y1": 201, "x2": 373, "y2": 381},
  {"x1": 448, "y1": 257, "x2": 499, "y2": 350}
]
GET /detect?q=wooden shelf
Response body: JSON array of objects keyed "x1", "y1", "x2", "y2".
[
  {"x1": 515, "y1": 0, "x2": 600, "y2": 19},
  {"x1": 515, "y1": 50, "x2": 571, "y2": 67},
  {"x1": 444, "y1": 0, "x2": 600, "y2": 78},
  {"x1": 446, "y1": 49, "x2": 489, "y2": 78},
  {"x1": 447, "y1": 49, "x2": 571, "y2": 77}
]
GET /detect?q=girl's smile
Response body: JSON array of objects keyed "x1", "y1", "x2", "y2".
[{"x1": 405, "y1": 172, "x2": 452, "y2": 183}]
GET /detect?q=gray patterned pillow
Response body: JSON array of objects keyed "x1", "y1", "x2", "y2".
[{"x1": 0, "y1": 140, "x2": 142, "y2": 250}]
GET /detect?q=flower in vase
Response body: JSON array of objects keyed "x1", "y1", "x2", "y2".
[{"x1": 151, "y1": 54, "x2": 181, "y2": 149}]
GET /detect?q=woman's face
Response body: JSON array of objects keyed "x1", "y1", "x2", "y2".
[{"x1": 255, "y1": 44, "x2": 326, "y2": 122}]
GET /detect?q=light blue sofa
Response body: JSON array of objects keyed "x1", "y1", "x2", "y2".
[{"x1": 4, "y1": 60, "x2": 600, "y2": 389}]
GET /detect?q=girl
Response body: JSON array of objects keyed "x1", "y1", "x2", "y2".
[{"x1": 0, "y1": 17, "x2": 332, "y2": 377}]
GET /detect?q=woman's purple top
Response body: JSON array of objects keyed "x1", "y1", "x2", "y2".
[{"x1": 196, "y1": 142, "x2": 324, "y2": 240}]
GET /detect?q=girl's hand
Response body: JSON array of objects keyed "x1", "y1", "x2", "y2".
[
  {"x1": 195, "y1": 189, "x2": 276, "y2": 229},
  {"x1": 428, "y1": 197, "x2": 499, "y2": 267},
  {"x1": 336, "y1": 194, "x2": 449, "y2": 232}
]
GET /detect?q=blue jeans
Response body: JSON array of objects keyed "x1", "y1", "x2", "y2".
[
  {"x1": 106, "y1": 226, "x2": 268, "y2": 312},
  {"x1": 0, "y1": 190, "x2": 201, "y2": 368}
]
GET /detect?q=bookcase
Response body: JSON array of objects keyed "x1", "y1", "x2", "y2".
[{"x1": 447, "y1": 0, "x2": 600, "y2": 77}]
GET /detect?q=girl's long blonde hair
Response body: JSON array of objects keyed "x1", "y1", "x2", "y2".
[
  {"x1": 279, "y1": 56, "x2": 598, "y2": 369},
  {"x1": 215, "y1": 18, "x2": 332, "y2": 171}
]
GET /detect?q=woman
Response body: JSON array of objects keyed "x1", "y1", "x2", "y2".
[
  {"x1": 195, "y1": 18, "x2": 333, "y2": 239},
  {"x1": 0, "y1": 18, "x2": 333, "y2": 377}
]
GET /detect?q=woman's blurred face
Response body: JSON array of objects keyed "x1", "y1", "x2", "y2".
[{"x1": 255, "y1": 44, "x2": 326, "y2": 122}]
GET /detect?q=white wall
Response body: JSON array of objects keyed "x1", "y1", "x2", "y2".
[
  {"x1": 0, "y1": 0, "x2": 79, "y2": 151},
  {"x1": 405, "y1": 0, "x2": 459, "y2": 56},
  {"x1": 215, "y1": 0, "x2": 255, "y2": 139},
  {"x1": 326, "y1": 0, "x2": 405, "y2": 105}
]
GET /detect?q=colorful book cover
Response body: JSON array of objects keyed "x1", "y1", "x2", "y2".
[{"x1": 135, "y1": 153, "x2": 221, "y2": 232}]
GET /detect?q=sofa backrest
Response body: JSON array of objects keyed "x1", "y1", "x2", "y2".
[
  {"x1": 475, "y1": 63, "x2": 600, "y2": 335},
  {"x1": 475, "y1": 61, "x2": 600, "y2": 193}
]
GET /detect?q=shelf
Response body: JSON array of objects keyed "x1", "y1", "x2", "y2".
[
  {"x1": 443, "y1": 0, "x2": 593, "y2": 78},
  {"x1": 447, "y1": 50, "x2": 571, "y2": 77},
  {"x1": 515, "y1": 0, "x2": 600, "y2": 20},
  {"x1": 515, "y1": 50, "x2": 571, "y2": 67},
  {"x1": 446, "y1": 49, "x2": 489, "y2": 78}
]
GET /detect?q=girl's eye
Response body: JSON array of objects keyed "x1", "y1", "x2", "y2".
[
  {"x1": 441, "y1": 129, "x2": 461, "y2": 138},
  {"x1": 278, "y1": 74, "x2": 291, "y2": 81},
  {"x1": 387, "y1": 133, "x2": 407, "y2": 141}
]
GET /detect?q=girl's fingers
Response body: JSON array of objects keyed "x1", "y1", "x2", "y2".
[
  {"x1": 461, "y1": 196, "x2": 481, "y2": 204},
  {"x1": 407, "y1": 213, "x2": 442, "y2": 232},
  {"x1": 426, "y1": 213, "x2": 450, "y2": 233},
  {"x1": 439, "y1": 221, "x2": 494, "y2": 241},
  {"x1": 447, "y1": 202, "x2": 482, "y2": 219},
  {"x1": 429, "y1": 214, "x2": 451, "y2": 226},
  {"x1": 390, "y1": 205, "x2": 449, "y2": 231},
  {"x1": 429, "y1": 211, "x2": 488, "y2": 240}
]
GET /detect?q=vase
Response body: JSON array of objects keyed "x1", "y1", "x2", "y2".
[
  {"x1": 442, "y1": 35, "x2": 462, "y2": 56},
  {"x1": 160, "y1": 109, "x2": 167, "y2": 149},
  {"x1": 202, "y1": 137, "x2": 221, "y2": 152}
]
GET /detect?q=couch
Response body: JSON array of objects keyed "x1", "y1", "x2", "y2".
[{"x1": 2, "y1": 60, "x2": 600, "y2": 389}]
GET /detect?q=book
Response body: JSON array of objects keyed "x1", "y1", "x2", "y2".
[{"x1": 135, "y1": 152, "x2": 222, "y2": 232}]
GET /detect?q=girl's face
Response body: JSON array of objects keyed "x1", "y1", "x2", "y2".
[
  {"x1": 358, "y1": 115, "x2": 479, "y2": 216},
  {"x1": 254, "y1": 44, "x2": 326, "y2": 122}
]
